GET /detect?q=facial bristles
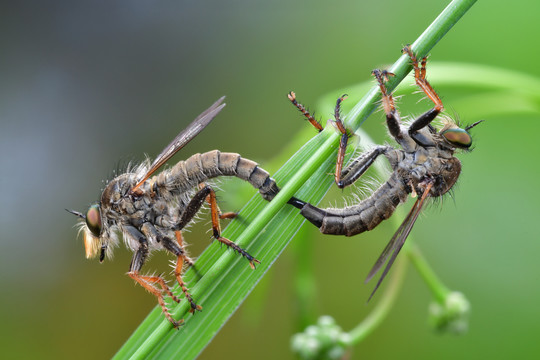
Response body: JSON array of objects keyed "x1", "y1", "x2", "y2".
[{"x1": 83, "y1": 228, "x2": 101, "y2": 259}]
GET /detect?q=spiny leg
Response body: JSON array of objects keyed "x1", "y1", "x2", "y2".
[
  {"x1": 288, "y1": 91, "x2": 352, "y2": 188},
  {"x1": 402, "y1": 45, "x2": 443, "y2": 112},
  {"x1": 328, "y1": 94, "x2": 351, "y2": 188},
  {"x1": 199, "y1": 183, "x2": 236, "y2": 221},
  {"x1": 204, "y1": 184, "x2": 261, "y2": 269},
  {"x1": 129, "y1": 270, "x2": 183, "y2": 327},
  {"x1": 127, "y1": 233, "x2": 182, "y2": 328},
  {"x1": 175, "y1": 230, "x2": 194, "y2": 267},
  {"x1": 372, "y1": 68, "x2": 402, "y2": 141},
  {"x1": 288, "y1": 91, "x2": 324, "y2": 131},
  {"x1": 402, "y1": 45, "x2": 444, "y2": 139},
  {"x1": 338, "y1": 145, "x2": 391, "y2": 188},
  {"x1": 140, "y1": 222, "x2": 196, "y2": 308},
  {"x1": 161, "y1": 232, "x2": 202, "y2": 313},
  {"x1": 290, "y1": 93, "x2": 351, "y2": 188},
  {"x1": 174, "y1": 184, "x2": 260, "y2": 269}
]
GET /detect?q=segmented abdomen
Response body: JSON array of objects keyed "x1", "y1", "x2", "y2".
[
  {"x1": 300, "y1": 172, "x2": 409, "y2": 236},
  {"x1": 154, "y1": 150, "x2": 279, "y2": 201}
]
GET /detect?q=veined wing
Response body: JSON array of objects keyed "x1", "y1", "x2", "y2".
[
  {"x1": 365, "y1": 181, "x2": 433, "y2": 301},
  {"x1": 131, "y1": 96, "x2": 226, "y2": 193}
]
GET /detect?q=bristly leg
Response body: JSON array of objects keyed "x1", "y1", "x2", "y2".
[
  {"x1": 174, "y1": 184, "x2": 260, "y2": 269},
  {"x1": 175, "y1": 230, "x2": 194, "y2": 267},
  {"x1": 372, "y1": 69, "x2": 402, "y2": 141},
  {"x1": 287, "y1": 91, "x2": 324, "y2": 131},
  {"x1": 204, "y1": 183, "x2": 260, "y2": 269},
  {"x1": 127, "y1": 226, "x2": 184, "y2": 327},
  {"x1": 402, "y1": 45, "x2": 443, "y2": 112},
  {"x1": 215, "y1": 236, "x2": 260, "y2": 269},
  {"x1": 402, "y1": 45, "x2": 446, "y2": 143},
  {"x1": 161, "y1": 232, "x2": 202, "y2": 313},
  {"x1": 128, "y1": 270, "x2": 183, "y2": 328},
  {"x1": 288, "y1": 91, "x2": 354, "y2": 188},
  {"x1": 173, "y1": 232, "x2": 201, "y2": 313},
  {"x1": 200, "y1": 182, "x2": 237, "y2": 221},
  {"x1": 329, "y1": 94, "x2": 350, "y2": 188}
]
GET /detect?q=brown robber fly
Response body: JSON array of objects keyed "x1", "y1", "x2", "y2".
[
  {"x1": 67, "y1": 97, "x2": 279, "y2": 327},
  {"x1": 288, "y1": 46, "x2": 481, "y2": 299}
]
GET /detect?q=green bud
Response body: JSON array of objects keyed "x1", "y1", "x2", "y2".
[
  {"x1": 291, "y1": 316, "x2": 351, "y2": 360},
  {"x1": 429, "y1": 291, "x2": 470, "y2": 334}
]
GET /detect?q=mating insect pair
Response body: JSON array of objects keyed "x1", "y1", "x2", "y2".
[
  {"x1": 68, "y1": 45, "x2": 479, "y2": 328},
  {"x1": 289, "y1": 45, "x2": 481, "y2": 299}
]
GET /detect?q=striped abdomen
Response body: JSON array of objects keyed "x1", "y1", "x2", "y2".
[
  {"x1": 154, "y1": 150, "x2": 279, "y2": 201},
  {"x1": 299, "y1": 172, "x2": 409, "y2": 236}
]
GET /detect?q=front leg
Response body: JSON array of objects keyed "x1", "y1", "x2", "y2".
[
  {"x1": 126, "y1": 225, "x2": 182, "y2": 328},
  {"x1": 372, "y1": 68, "x2": 403, "y2": 142},
  {"x1": 402, "y1": 45, "x2": 444, "y2": 144},
  {"x1": 140, "y1": 222, "x2": 200, "y2": 313}
]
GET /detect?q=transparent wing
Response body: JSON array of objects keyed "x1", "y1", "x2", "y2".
[
  {"x1": 365, "y1": 181, "x2": 433, "y2": 301},
  {"x1": 131, "y1": 97, "x2": 226, "y2": 192}
]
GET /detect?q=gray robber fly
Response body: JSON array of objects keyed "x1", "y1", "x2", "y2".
[
  {"x1": 288, "y1": 46, "x2": 481, "y2": 300},
  {"x1": 67, "y1": 97, "x2": 279, "y2": 327}
]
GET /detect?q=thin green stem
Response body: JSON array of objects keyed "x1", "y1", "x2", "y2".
[
  {"x1": 347, "y1": 247, "x2": 408, "y2": 344},
  {"x1": 346, "y1": 0, "x2": 478, "y2": 131},
  {"x1": 408, "y1": 244, "x2": 450, "y2": 304}
]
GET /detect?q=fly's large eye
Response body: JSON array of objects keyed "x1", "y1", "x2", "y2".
[
  {"x1": 86, "y1": 204, "x2": 102, "y2": 237},
  {"x1": 441, "y1": 128, "x2": 472, "y2": 148}
]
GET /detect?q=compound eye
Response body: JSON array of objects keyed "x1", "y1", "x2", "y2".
[
  {"x1": 441, "y1": 128, "x2": 472, "y2": 148},
  {"x1": 85, "y1": 204, "x2": 102, "y2": 237}
]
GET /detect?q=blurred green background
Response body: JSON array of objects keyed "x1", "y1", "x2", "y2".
[{"x1": 1, "y1": 0, "x2": 539, "y2": 359}]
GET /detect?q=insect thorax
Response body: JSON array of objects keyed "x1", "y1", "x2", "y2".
[
  {"x1": 399, "y1": 146, "x2": 461, "y2": 198},
  {"x1": 101, "y1": 174, "x2": 154, "y2": 225}
]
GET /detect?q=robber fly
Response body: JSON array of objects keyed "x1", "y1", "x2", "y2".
[
  {"x1": 67, "y1": 97, "x2": 279, "y2": 327},
  {"x1": 288, "y1": 46, "x2": 481, "y2": 299}
]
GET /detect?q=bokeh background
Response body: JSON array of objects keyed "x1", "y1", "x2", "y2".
[{"x1": 1, "y1": 0, "x2": 539, "y2": 359}]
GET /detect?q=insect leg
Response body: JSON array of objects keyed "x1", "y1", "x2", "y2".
[
  {"x1": 329, "y1": 94, "x2": 351, "y2": 188},
  {"x1": 287, "y1": 91, "x2": 324, "y2": 131},
  {"x1": 172, "y1": 185, "x2": 212, "y2": 231},
  {"x1": 372, "y1": 68, "x2": 403, "y2": 141},
  {"x1": 288, "y1": 91, "x2": 353, "y2": 188},
  {"x1": 402, "y1": 45, "x2": 444, "y2": 140},
  {"x1": 126, "y1": 226, "x2": 182, "y2": 328},
  {"x1": 338, "y1": 145, "x2": 391, "y2": 188},
  {"x1": 139, "y1": 222, "x2": 198, "y2": 311},
  {"x1": 160, "y1": 231, "x2": 202, "y2": 313},
  {"x1": 175, "y1": 230, "x2": 195, "y2": 267},
  {"x1": 204, "y1": 184, "x2": 261, "y2": 269},
  {"x1": 402, "y1": 45, "x2": 443, "y2": 112},
  {"x1": 173, "y1": 185, "x2": 260, "y2": 269},
  {"x1": 199, "y1": 183, "x2": 237, "y2": 220}
]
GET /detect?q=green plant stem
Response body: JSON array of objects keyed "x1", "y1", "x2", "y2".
[
  {"x1": 115, "y1": 1, "x2": 477, "y2": 358},
  {"x1": 345, "y1": 0, "x2": 478, "y2": 131},
  {"x1": 347, "y1": 249, "x2": 408, "y2": 344},
  {"x1": 407, "y1": 244, "x2": 450, "y2": 304}
]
